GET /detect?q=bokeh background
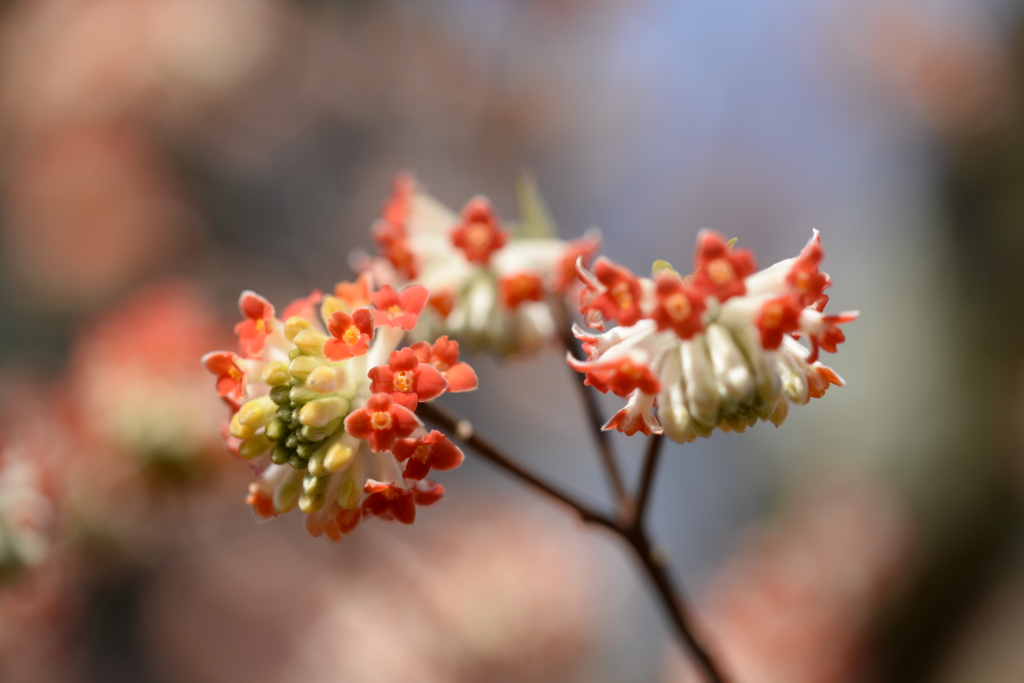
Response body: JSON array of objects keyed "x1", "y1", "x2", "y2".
[{"x1": 2, "y1": 0, "x2": 1024, "y2": 681}]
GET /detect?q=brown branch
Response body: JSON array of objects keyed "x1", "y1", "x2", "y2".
[
  {"x1": 416, "y1": 401, "x2": 615, "y2": 530},
  {"x1": 418, "y1": 400, "x2": 729, "y2": 683},
  {"x1": 550, "y1": 295, "x2": 629, "y2": 511},
  {"x1": 632, "y1": 433, "x2": 664, "y2": 530}
]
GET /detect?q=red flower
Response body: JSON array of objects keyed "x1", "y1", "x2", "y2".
[
  {"x1": 757, "y1": 295, "x2": 802, "y2": 350},
  {"x1": 281, "y1": 289, "x2": 323, "y2": 321},
  {"x1": 201, "y1": 351, "x2": 246, "y2": 409},
  {"x1": 412, "y1": 480, "x2": 445, "y2": 506},
  {"x1": 370, "y1": 284, "x2": 429, "y2": 330},
  {"x1": 451, "y1": 196, "x2": 508, "y2": 265},
  {"x1": 499, "y1": 272, "x2": 544, "y2": 309},
  {"x1": 581, "y1": 257, "x2": 644, "y2": 327},
  {"x1": 691, "y1": 230, "x2": 757, "y2": 301},
  {"x1": 428, "y1": 290, "x2": 456, "y2": 319},
  {"x1": 553, "y1": 231, "x2": 602, "y2": 292},
  {"x1": 410, "y1": 336, "x2": 478, "y2": 392},
  {"x1": 372, "y1": 220, "x2": 418, "y2": 279},
  {"x1": 368, "y1": 348, "x2": 448, "y2": 411},
  {"x1": 334, "y1": 273, "x2": 373, "y2": 311},
  {"x1": 362, "y1": 480, "x2": 416, "y2": 524},
  {"x1": 234, "y1": 291, "x2": 275, "y2": 358},
  {"x1": 393, "y1": 430, "x2": 465, "y2": 480},
  {"x1": 650, "y1": 273, "x2": 706, "y2": 339},
  {"x1": 382, "y1": 172, "x2": 416, "y2": 231},
  {"x1": 786, "y1": 230, "x2": 831, "y2": 308},
  {"x1": 344, "y1": 393, "x2": 422, "y2": 452},
  {"x1": 805, "y1": 311, "x2": 857, "y2": 363},
  {"x1": 567, "y1": 355, "x2": 661, "y2": 397},
  {"x1": 324, "y1": 308, "x2": 374, "y2": 361}
]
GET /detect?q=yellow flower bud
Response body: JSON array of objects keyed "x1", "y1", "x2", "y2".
[
  {"x1": 284, "y1": 316, "x2": 312, "y2": 342},
  {"x1": 324, "y1": 442, "x2": 354, "y2": 474},
  {"x1": 261, "y1": 361, "x2": 291, "y2": 386}
]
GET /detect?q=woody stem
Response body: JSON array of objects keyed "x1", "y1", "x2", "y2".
[
  {"x1": 550, "y1": 295, "x2": 629, "y2": 513},
  {"x1": 417, "y1": 401, "x2": 729, "y2": 683}
]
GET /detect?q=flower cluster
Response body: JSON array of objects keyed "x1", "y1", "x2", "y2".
[
  {"x1": 203, "y1": 277, "x2": 477, "y2": 541},
  {"x1": 570, "y1": 230, "x2": 856, "y2": 441},
  {"x1": 356, "y1": 173, "x2": 601, "y2": 355}
]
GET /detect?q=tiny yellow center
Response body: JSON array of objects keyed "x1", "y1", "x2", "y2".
[
  {"x1": 794, "y1": 271, "x2": 811, "y2": 290},
  {"x1": 388, "y1": 305, "x2": 402, "y2": 319},
  {"x1": 371, "y1": 412, "x2": 393, "y2": 430},
  {"x1": 762, "y1": 303, "x2": 784, "y2": 329},
  {"x1": 465, "y1": 222, "x2": 492, "y2": 249},
  {"x1": 394, "y1": 371, "x2": 414, "y2": 393},
  {"x1": 255, "y1": 318, "x2": 267, "y2": 332},
  {"x1": 707, "y1": 258, "x2": 735, "y2": 285},
  {"x1": 415, "y1": 445, "x2": 431, "y2": 462},
  {"x1": 620, "y1": 361, "x2": 642, "y2": 379},
  {"x1": 343, "y1": 325, "x2": 361, "y2": 345},
  {"x1": 664, "y1": 293, "x2": 691, "y2": 322},
  {"x1": 611, "y1": 282, "x2": 634, "y2": 310}
]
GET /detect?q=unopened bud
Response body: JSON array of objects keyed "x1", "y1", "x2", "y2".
[
  {"x1": 769, "y1": 398, "x2": 788, "y2": 427},
  {"x1": 293, "y1": 328, "x2": 328, "y2": 356},
  {"x1": 265, "y1": 417, "x2": 288, "y2": 443},
  {"x1": 262, "y1": 361, "x2": 291, "y2": 386},
  {"x1": 237, "y1": 397, "x2": 276, "y2": 428},
  {"x1": 303, "y1": 473, "x2": 329, "y2": 495},
  {"x1": 306, "y1": 365, "x2": 342, "y2": 394},
  {"x1": 230, "y1": 411, "x2": 255, "y2": 440},
  {"x1": 270, "y1": 385, "x2": 292, "y2": 407},
  {"x1": 337, "y1": 479, "x2": 360, "y2": 509},
  {"x1": 307, "y1": 450, "x2": 328, "y2": 477},
  {"x1": 274, "y1": 474, "x2": 302, "y2": 514},
  {"x1": 270, "y1": 444, "x2": 292, "y2": 465},
  {"x1": 324, "y1": 442, "x2": 354, "y2": 473},
  {"x1": 299, "y1": 398, "x2": 346, "y2": 428},
  {"x1": 288, "y1": 453, "x2": 307, "y2": 470},
  {"x1": 298, "y1": 491, "x2": 325, "y2": 514},
  {"x1": 239, "y1": 434, "x2": 272, "y2": 460},
  {"x1": 284, "y1": 316, "x2": 313, "y2": 342},
  {"x1": 289, "y1": 355, "x2": 318, "y2": 381}
]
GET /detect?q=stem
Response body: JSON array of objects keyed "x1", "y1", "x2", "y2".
[
  {"x1": 415, "y1": 402, "x2": 615, "y2": 530},
  {"x1": 418, "y1": 401, "x2": 729, "y2": 683},
  {"x1": 550, "y1": 295, "x2": 629, "y2": 511},
  {"x1": 633, "y1": 433, "x2": 664, "y2": 530}
]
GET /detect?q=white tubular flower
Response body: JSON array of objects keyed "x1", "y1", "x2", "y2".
[
  {"x1": 354, "y1": 173, "x2": 602, "y2": 355},
  {"x1": 569, "y1": 229, "x2": 856, "y2": 442},
  {"x1": 203, "y1": 278, "x2": 477, "y2": 542}
]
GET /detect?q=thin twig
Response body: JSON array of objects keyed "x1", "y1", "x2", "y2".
[
  {"x1": 550, "y1": 295, "x2": 628, "y2": 510},
  {"x1": 416, "y1": 401, "x2": 615, "y2": 530},
  {"x1": 625, "y1": 530, "x2": 728, "y2": 683},
  {"x1": 418, "y1": 400, "x2": 729, "y2": 683},
  {"x1": 633, "y1": 433, "x2": 664, "y2": 530}
]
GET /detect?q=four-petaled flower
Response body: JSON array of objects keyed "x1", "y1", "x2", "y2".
[
  {"x1": 499, "y1": 272, "x2": 544, "y2": 309},
  {"x1": 324, "y1": 308, "x2": 374, "y2": 361},
  {"x1": 362, "y1": 480, "x2": 417, "y2": 524},
  {"x1": 344, "y1": 393, "x2": 422, "y2": 452},
  {"x1": 451, "y1": 196, "x2": 508, "y2": 265},
  {"x1": 410, "y1": 336, "x2": 479, "y2": 392},
  {"x1": 235, "y1": 291, "x2": 275, "y2": 357},
  {"x1": 368, "y1": 348, "x2": 448, "y2": 410},
  {"x1": 756, "y1": 295, "x2": 802, "y2": 350},
  {"x1": 371, "y1": 284, "x2": 429, "y2": 330},
  {"x1": 650, "y1": 273, "x2": 706, "y2": 340},
  {"x1": 578, "y1": 257, "x2": 645, "y2": 328},
  {"x1": 691, "y1": 229, "x2": 757, "y2": 301},
  {"x1": 201, "y1": 351, "x2": 247, "y2": 409},
  {"x1": 393, "y1": 430, "x2": 465, "y2": 480}
]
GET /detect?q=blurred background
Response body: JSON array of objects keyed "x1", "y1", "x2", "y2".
[{"x1": 2, "y1": 0, "x2": 1024, "y2": 681}]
